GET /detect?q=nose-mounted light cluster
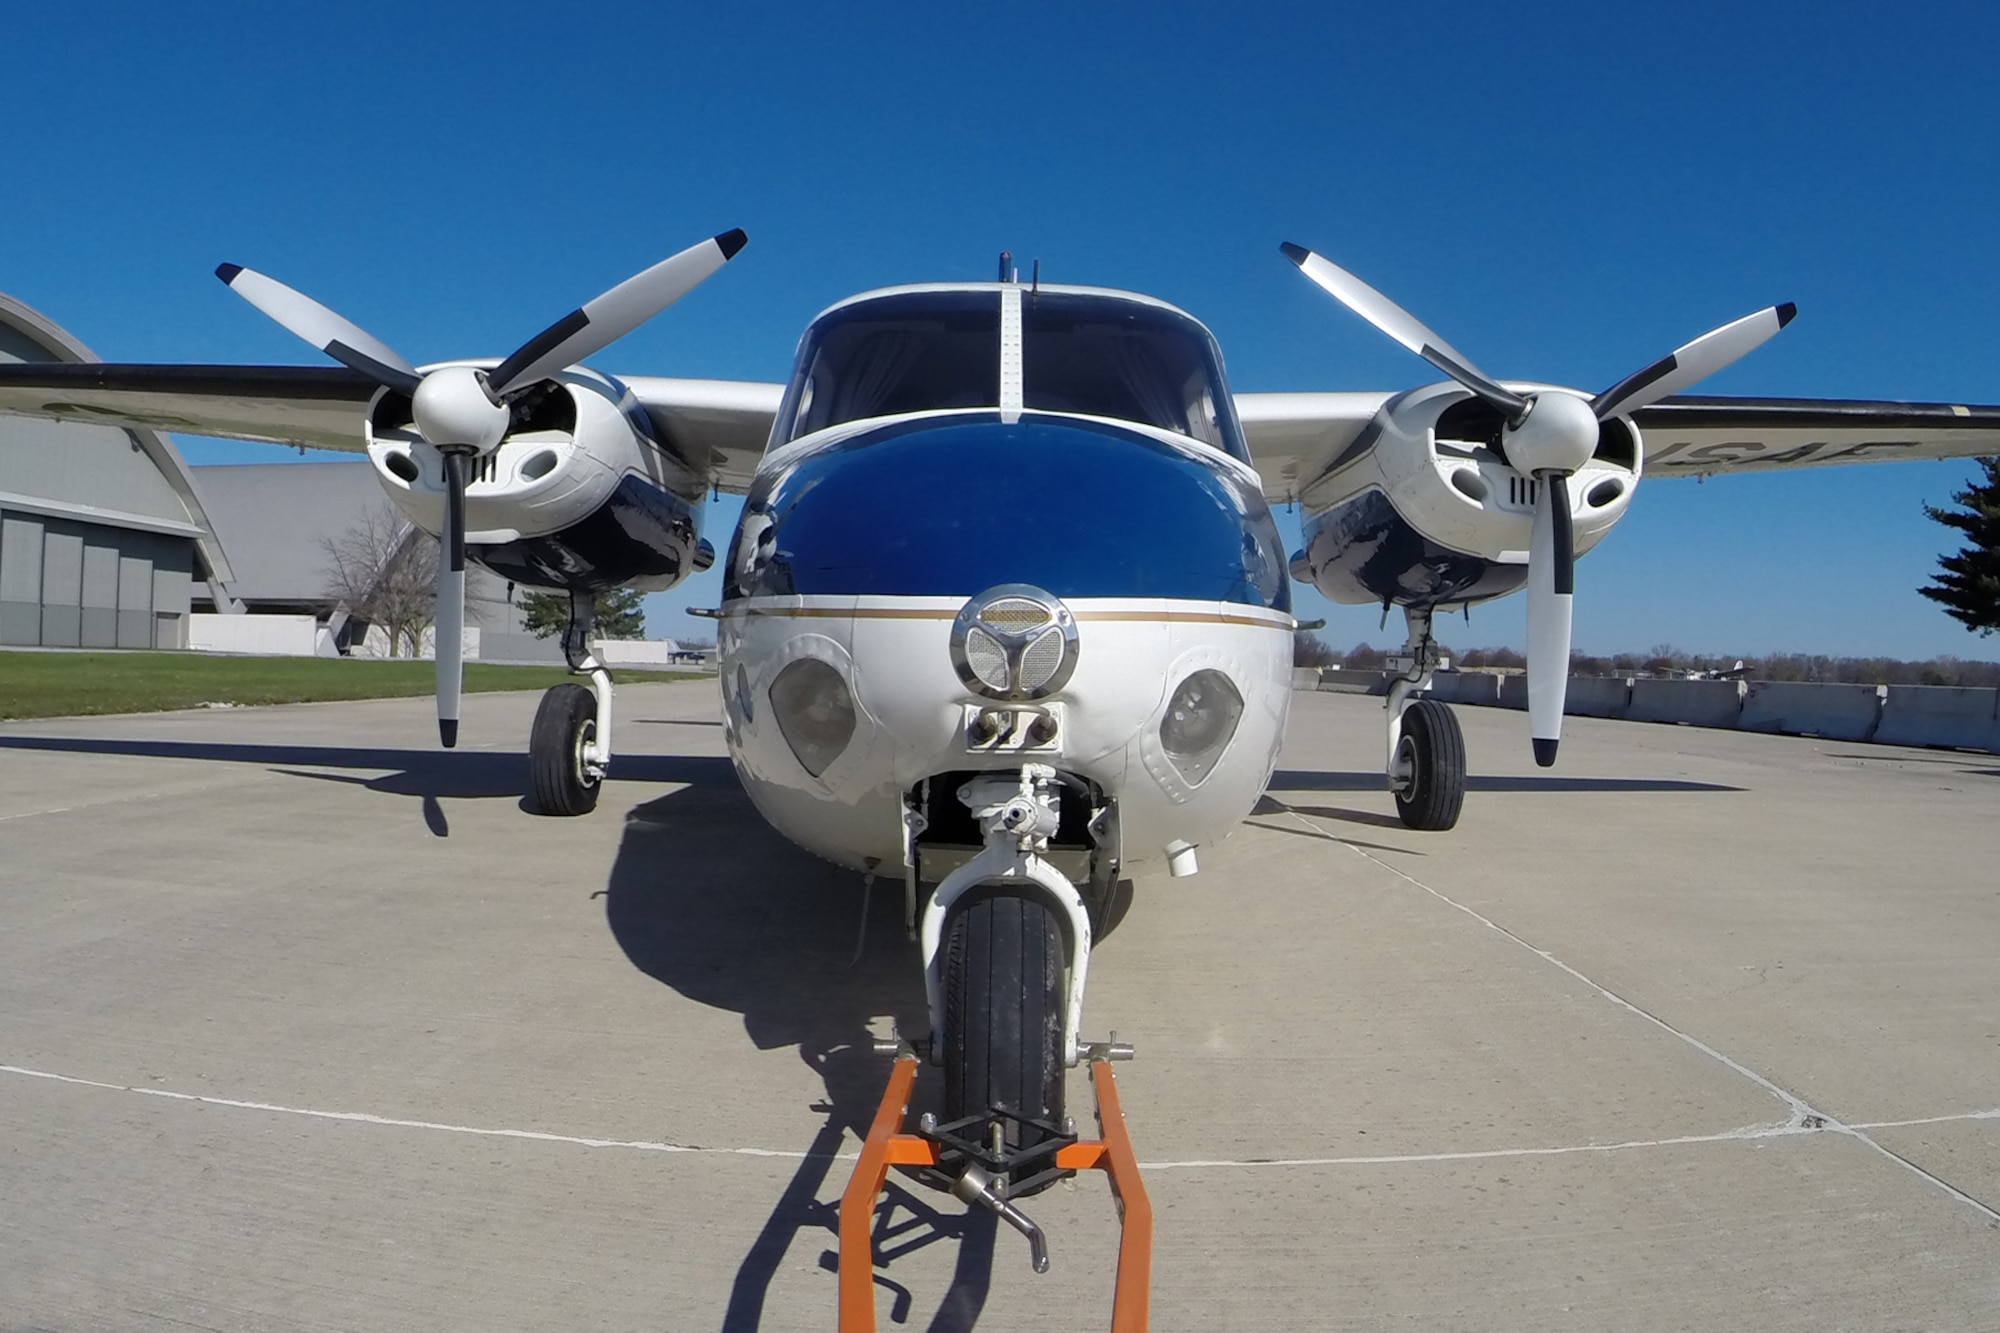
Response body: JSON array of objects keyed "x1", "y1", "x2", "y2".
[{"x1": 950, "y1": 586, "x2": 1080, "y2": 701}]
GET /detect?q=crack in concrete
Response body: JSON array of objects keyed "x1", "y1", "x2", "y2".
[
  {"x1": 9, "y1": 1059, "x2": 2000, "y2": 1189},
  {"x1": 1288, "y1": 810, "x2": 2000, "y2": 1224}
]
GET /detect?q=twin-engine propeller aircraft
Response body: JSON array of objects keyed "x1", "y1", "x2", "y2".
[{"x1": 6, "y1": 231, "x2": 2000, "y2": 1252}]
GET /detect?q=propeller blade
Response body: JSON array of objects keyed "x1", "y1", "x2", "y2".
[
  {"x1": 215, "y1": 264, "x2": 422, "y2": 395},
  {"x1": 487, "y1": 229, "x2": 748, "y2": 397},
  {"x1": 435, "y1": 450, "x2": 467, "y2": 748},
  {"x1": 1281, "y1": 242, "x2": 1529, "y2": 419},
  {"x1": 1590, "y1": 302, "x2": 1797, "y2": 421},
  {"x1": 1526, "y1": 473, "x2": 1575, "y2": 768}
]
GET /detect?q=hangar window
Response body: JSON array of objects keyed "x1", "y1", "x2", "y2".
[
  {"x1": 780, "y1": 292, "x2": 1000, "y2": 441},
  {"x1": 1022, "y1": 294, "x2": 1246, "y2": 461}
]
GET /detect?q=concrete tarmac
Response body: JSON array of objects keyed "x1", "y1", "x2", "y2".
[{"x1": 2, "y1": 683, "x2": 1998, "y2": 1331}]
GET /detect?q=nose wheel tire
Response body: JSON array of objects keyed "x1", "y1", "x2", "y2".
[
  {"x1": 1392, "y1": 698, "x2": 1465, "y2": 832},
  {"x1": 530, "y1": 683, "x2": 601, "y2": 816},
  {"x1": 942, "y1": 890, "x2": 1068, "y2": 1170}
]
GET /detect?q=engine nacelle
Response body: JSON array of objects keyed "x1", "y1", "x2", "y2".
[
  {"x1": 364, "y1": 364, "x2": 708, "y2": 592},
  {"x1": 1293, "y1": 381, "x2": 1643, "y2": 609}
]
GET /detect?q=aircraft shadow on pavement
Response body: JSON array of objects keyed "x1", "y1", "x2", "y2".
[
  {"x1": 602, "y1": 772, "x2": 995, "y2": 1332},
  {"x1": 0, "y1": 734, "x2": 737, "y2": 820},
  {"x1": 1268, "y1": 768, "x2": 1744, "y2": 795}
]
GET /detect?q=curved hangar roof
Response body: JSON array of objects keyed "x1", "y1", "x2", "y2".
[{"x1": 0, "y1": 291, "x2": 233, "y2": 588}]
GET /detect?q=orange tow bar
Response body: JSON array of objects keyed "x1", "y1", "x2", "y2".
[{"x1": 838, "y1": 1051, "x2": 1153, "y2": 1332}]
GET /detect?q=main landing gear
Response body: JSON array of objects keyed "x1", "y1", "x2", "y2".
[
  {"x1": 1386, "y1": 605, "x2": 1466, "y2": 831},
  {"x1": 530, "y1": 590, "x2": 614, "y2": 816}
]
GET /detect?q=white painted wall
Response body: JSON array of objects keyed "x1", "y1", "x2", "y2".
[
  {"x1": 591, "y1": 639, "x2": 685, "y2": 668},
  {"x1": 189, "y1": 613, "x2": 319, "y2": 657}
]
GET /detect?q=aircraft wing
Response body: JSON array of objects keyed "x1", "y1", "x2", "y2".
[
  {"x1": 622, "y1": 376, "x2": 783, "y2": 495},
  {"x1": 0, "y1": 362, "x2": 787, "y2": 492},
  {"x1": 0, "y1": 362, "x2": 378, "y2": 453},
  {"x1": 1237, "y1": 389, "x2": 2000, "y2": 499},
  {"x1": 1235, "y1": 391, "x2": 1395, "y2": 503},
  {"x1": 1633, "y1": 396, "x2": 2000, "y2": 476}
]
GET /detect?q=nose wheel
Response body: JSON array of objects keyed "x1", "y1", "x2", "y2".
[{"x1": 941, "y1": 890, "x2": 1069, "y2": 1177}]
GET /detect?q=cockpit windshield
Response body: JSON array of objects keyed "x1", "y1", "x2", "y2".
[
  {"x1": 776, "y1": 287, "x2": 1247, "y2": 459},
  {"x1": 780, "y1": 292, "x2": 1000, "y2": 441},
  {"x1": 1021, "y1": 293, "x2": 1238, "y2": 455}
]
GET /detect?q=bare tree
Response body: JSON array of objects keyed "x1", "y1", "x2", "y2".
[{"x1": 322, "y1": 504, "x2": 437, "y2": 657}]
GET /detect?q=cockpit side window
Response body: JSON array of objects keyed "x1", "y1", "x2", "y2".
[
  {"x1": 1021, "y1": 294, "x2": 1248, "y2": 460},
  {"x1": 780, "y1": 292, "x2": 1000, "y2": 442}
]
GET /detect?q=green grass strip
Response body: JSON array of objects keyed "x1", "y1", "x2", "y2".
[{"x1": 0, "y1": 650, "x2": 700, "y2": 721}]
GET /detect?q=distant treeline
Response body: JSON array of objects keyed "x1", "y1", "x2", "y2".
[{"x1": 1293, "y1": 632, "x2": 2000, "y2": 688}]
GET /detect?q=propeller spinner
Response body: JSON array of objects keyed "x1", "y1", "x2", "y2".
[
  {"x1": 218, "y1": 228, "x2": 748, "y2": 747},
  {"x1": 1282, "y1": 243, "x2": 1793, "y2": 766}
]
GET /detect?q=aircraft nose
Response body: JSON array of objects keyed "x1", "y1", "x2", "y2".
[{"x1": 726, "y1": 415, "x2": 1288, "y2": 608}]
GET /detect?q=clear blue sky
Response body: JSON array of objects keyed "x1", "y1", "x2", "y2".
[{"x1": 5, "y1": 1, "x2": 1997, "y2": 659}]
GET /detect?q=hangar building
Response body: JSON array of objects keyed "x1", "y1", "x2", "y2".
[
  {"x1": 0, "y1": 292, "x2": 232, "y2": 649},
  {"x1": 190, "y1": 460, "x2": 546, "y2": 659}
]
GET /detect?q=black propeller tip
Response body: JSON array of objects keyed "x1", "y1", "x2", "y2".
[
  {"x1": 439, "y1": 719, "x2": 458, "y2": 749},
  {"x1": 1532, "y1": 737, "x2": 1559, "y2": 768},
  {"x1": 215, "y1": 262, "x2": 243, "y2": 285},
  {"x1": 1279, "y1": 241, "x2": 1310, "y2": 266},
  {"x1": 715, "y1": 228, "x2": 748, "y2": 260},
  {"x1": 1776, "y1": 301, "x2": 1798, "y2": 328}
]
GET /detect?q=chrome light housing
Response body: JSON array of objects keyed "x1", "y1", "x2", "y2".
[
  {"x1": 769, "y1": 658, "x2": 856, "y2": 777},
  {"x1": 1159, "y1": 669, "x2": 1244, "y2": 784},
  {"x1": 949, "y1": 585, "x2": 1079, "y2": 700}
]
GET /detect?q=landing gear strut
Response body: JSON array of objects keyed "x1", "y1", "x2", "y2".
[
  {"x1": 529, "y1": 590, "x2": 614, "y2": 816},
  {"x1": 1385, "y1": 606, "x2": 1466, "y2": 831}
]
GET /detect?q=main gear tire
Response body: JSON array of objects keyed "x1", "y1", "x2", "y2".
[
  {"x1": 530, "y1": 683, "x2": 601, "y2": 817},
  {"x1": 1393, "y1": 697, "x2": 1465, "y2": 831}
]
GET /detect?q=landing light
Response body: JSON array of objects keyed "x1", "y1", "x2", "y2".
[
  {"x1": 950, "y1": 586, "x2": 1078, "y2": 701},
  {"x1": 769, "y1": 658, "x2": 856, "y2": 777},
  {"x1": 1159, "y1": 670, "x2": 1243, "y2": 784}
]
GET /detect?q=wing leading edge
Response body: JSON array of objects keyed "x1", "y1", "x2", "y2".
[
  {"x1": 0, "y1": 361, "x2": 788, "y2": 493},
  {"x1": 1236, "y1": 390, "x2": 2000, "y2": 500},
  {"x1": 1633, "y1": 395, "x2": 2000, "y2": 476},
  {"x1": 0, "y1": 362, "x2": 379, "y2": 453}
]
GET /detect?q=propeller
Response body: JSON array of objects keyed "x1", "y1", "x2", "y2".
[
  {"x1": 1282, "y1": 243, "x2": 1793, "y2": 766},
  {"x1": 218, "y1": 229, "x2": 748, "y2": 747}
]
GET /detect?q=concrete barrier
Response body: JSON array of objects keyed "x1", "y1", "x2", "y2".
[
  {"x1": 1740, "y1": 681, "x2": 1884, "y2": 741},
  {"x1": 1566, "y1": 676, "x2": 1632, "y2": 719},
  {"x1": 1332, "y1": 665, "x2": 1995, "y2": 754},
  {"x1": 1874, "y1": 686, "x2": 2000, "y2": 752},
  {"x1": 1626, "y1": 678, "x2": 1745, "y2": 729},
  {"x1": 1429, "y1": 672, "x2": 1501, "y2": 706},
  {"x1": 1317, "y1": 669, "x2": 1392, "y2": 695},
  {"x1": 1292, "y1": 667, "x2": 1322, "y2": 690}
]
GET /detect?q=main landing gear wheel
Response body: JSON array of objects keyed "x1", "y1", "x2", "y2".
[
  {"x1": 1393, "y1": 698, "x2": 1465, "y2": 832},
  {"x1": 942, "y1": 890, "x2": 1067, "y2": 1171},
  {"x1": 531, "y1": 683, "x2": 600, "y2": 816}
]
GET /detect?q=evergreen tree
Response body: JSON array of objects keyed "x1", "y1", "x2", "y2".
[
  {"x1": 519, "y1": 587, "x2": 648, "y2": 640},
  {"x1": 1919, "y1": 458, "x2": 2000, "y2": 636}
]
